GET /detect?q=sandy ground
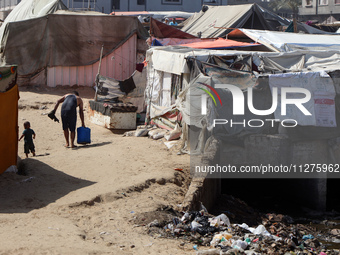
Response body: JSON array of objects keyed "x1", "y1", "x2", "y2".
[{"x1": 0, "y1": 86, "x2": 193, "y2": 255}]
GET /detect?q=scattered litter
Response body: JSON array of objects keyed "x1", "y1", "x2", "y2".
[
  {"x1": 303, "y1": 234, "x2": 315, "y2": 240},
  {"x1": 238, "y1": 223, "x2": 281, "y2": 241},
  {"x1": 143, "y1": 208, "x2": 338, "y2": 254},
  {"x1": 174, "y1": 168, "x2": 183, "y2": 171}
]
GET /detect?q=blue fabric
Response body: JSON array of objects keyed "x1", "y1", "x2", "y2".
[{"x1": 151, "y1": 39, "x2": 163, "y2": 46}]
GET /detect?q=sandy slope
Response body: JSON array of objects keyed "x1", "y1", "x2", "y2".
[{"x1": 0, "y1": 86, "x2": 192, "y2": 255}]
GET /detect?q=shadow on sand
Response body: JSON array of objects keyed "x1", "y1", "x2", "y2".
[{"x1": 0, "y1": 158, "x2": 95, "y2": 213}]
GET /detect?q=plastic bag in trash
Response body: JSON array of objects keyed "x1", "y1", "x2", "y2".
[
  {"x1": 191, "y1": 220, "x2": 203, "y2": 231},
  {"x1": 232, "y1": 239, "x2": 248, "y2": 250},
  {"x1": 210, "y1": 231, "x2": 233, "y2": 246},
  {"x1": 209, "y1": 214, "x2": 231, "y2": 228}
]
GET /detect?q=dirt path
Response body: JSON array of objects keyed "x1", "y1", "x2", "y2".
[{"x1": 0, "y1": 86, "x2": 192, "y2": 255}]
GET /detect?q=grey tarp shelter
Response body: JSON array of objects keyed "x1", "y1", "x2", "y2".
[
  {"x1": 0, "y1": 0, "x2": 67, "y2": 50},
  {"x1": 0, "y1": 11, "x2": 148, "y2": 83}
]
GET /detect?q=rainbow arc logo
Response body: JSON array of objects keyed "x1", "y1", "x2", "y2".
[{"x1": 198, "y1": 82, "x2": 222, "y2": 115}]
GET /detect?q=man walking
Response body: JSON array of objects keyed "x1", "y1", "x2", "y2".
[{"x1": 52, "y1": 91, "x2": 85, "y2": 148}]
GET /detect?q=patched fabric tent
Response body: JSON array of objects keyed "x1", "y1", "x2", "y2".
[
  {"x1": 0, "y1": 0, "x2": 67, "y2": 50},
  {"x1": 1, "y1": 11, "x2": 148, "y2": 86},
  {"x1": 181, "y1": 4, "x2": 290, "y2": 38}
]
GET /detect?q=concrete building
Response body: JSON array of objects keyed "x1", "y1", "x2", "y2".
[
  {"x1": 0, "y1": 0, "x2": 20, "y2": 20},
  {"x1": 64, "y1": 0, "x2": 229, "y2": 13},
  {"x1": 299, "y1": 0, "x2": 340, "y2": 22}
]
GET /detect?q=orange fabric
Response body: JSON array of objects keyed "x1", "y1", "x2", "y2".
[
  {"x1": 180, "y1": 38, "x2": 259, "y2": 49},
  {"x1": 0, "y1": 85, "x2": 19, "y2": 174}
]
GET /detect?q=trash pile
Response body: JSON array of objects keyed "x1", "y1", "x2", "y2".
[{"x1": 144, "y1": 209, "x2": 340, "y2": 255}]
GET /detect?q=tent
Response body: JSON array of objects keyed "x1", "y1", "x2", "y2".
[
  {"x1": 228, "y1": 28, "x2": 340, "y2": 52},
  {"x1": 1, "y1": 11, "x2": 148, "y2": 86},
  {"x1": 181, "y1": 4, "x2": 290, "y2": 38},
  {"x1": 0, "y1": 0, "x2": 67, "y2": 50},
  {"x1": 145, "y1": 45, "x2": 340, "y2": 155},
  {"x1": 0, "y1": 66, "x2": 18, "y2": 174}
]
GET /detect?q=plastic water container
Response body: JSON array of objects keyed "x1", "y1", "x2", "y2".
[{"x1": 77, "y1": 127, "x2": 91, "y2": 144}]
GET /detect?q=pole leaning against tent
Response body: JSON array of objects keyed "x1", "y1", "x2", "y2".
[{"x1": 94, "y1": 45, "x2": 104, "y2": 101}]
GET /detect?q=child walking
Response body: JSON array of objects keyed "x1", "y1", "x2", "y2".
[{"x1": 19, "y1": 121, "x2": 36, "y2": 158}]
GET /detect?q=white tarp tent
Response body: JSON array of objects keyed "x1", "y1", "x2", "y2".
[{"x1": 228, "y1": 28, "x2": 340, "y2": 52}]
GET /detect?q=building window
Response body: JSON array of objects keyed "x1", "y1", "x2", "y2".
[
  {"x1": 137, "y1": 0, "x2": 145, "y2": 4},
  {"x1": 112, "y1": 0, "x2": 120, "y2": 10},
  {"x1": 319, "y1": 0, "x2": 328, "y2": 5},
  {"x1": 162, "y1": 0, "x2": 182, "y2": 5},
  {"x1": 203, "y1": 0, "x2": 217, "y2": 3},
  {"x1": 306, "y1": 0, "x2": 312, "y2": 6},
  {"x1": 335, "y1": 0, "x2": 340, "y2": 4}
]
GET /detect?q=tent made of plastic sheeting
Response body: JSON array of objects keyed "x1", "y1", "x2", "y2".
[
  {"x1": 145, "y1": 47, "x2": 340, "y2": 147},
  {"x1": 181, "y1": 4, "x2": 289, "y2": 38},
  {"x1": 179, "y1": 38, "x2": 260, "y2": 49},
  {"x1": 0, "y1": 66, "x2": 19, "y2": 174},
  {"x1": 0, "y1": 0, "x2": 67, "y2": 50},
  {"x1": 1, "y1": 12, "x2": 148, "y2": 86},
  {"x1": 228, "y1": 28, "x2": 340, "y2": 52},
  {"x1": 147, "y1": 46, "x2": 340, "y2": 78}
]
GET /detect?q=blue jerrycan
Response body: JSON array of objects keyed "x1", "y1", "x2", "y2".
[{"x1": 77, "y1": 127, "x2": 91, "y2": 144}]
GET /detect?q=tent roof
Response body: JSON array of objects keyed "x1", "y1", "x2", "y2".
[
  {"x1": 112, "y1": 11, "x2": 150, "y2": 16},
  {"x1": 147, "y1": 45, "x2": 340, "y2": 75},
  {"x1": 180, "y1": 38, "x2": 260, "y2": 49},
  {"x1": 2, "y1": 14, "x2": 148, "y2": 76},
  {"x1": 54, "y1": 10, "x2": 107, "y2": 16},
  {"x1": 150, "y1": 17, "x2": 196, "y2": 39},
  {"x1": 181, "y1": 4, "x2": 289, "y2": 38},
  {"x1": 0, "y1": 0, "x2": 67, "y2": 49},
  {"x1": 228, "y1": 28, "x2": 340, "y2": 52}
]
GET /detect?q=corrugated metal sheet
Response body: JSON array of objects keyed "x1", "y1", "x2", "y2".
[{"x1": 47, "y1": 33, "x2": 137, "y2": 87}]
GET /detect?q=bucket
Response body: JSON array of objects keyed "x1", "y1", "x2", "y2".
[{"x1": 77, "y1": 127, "x2": 91, "y2": 144}]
